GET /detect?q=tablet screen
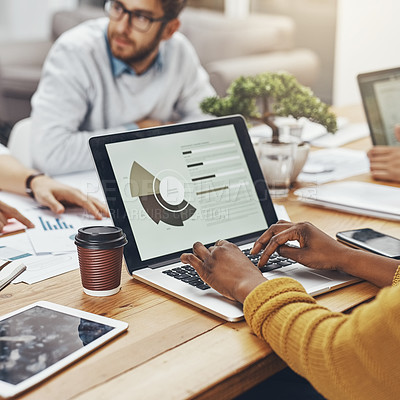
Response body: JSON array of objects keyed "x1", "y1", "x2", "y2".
[
  {"x1": 0, "y1": 302, "x2": 128, "y2": 398},
  {"x1": 358, "y1": 67, "x2": 400, "y2": 146}
]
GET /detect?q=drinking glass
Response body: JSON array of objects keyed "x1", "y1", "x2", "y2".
[{"x1": 259, "y1": 141, "x2": 296, "y2": 198}]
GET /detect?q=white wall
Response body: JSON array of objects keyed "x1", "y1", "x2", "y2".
[
  {"x1": 224, "y1": 0, "x2": 250, "y2": 18},
  {"x1": 0, "y1": 0, "x2": 77, "y2": 43},
  {"x1": 334, "y1": 0, "x2": 400, "y2": 106},
  {"x1": 252, "y1": 0, "x2": 337, "y2": 104}
]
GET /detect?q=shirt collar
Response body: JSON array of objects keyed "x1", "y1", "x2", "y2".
[{"x1": 104, "y1": 26, "x2": 163, "y2": 77}]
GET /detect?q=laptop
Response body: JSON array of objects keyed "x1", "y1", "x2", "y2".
[
  {"x1": 358, "y1": 67, "x2": 400, "y2": 146},
  {"x1": 89, "y1": 115, "x2": 358, "y2": 322}
]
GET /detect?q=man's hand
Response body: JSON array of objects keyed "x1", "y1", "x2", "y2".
[
  {"x1": 252, "y1": 220, "x2": 354, "y2": 272},
  {"x1": 395, "y1": 124, "x2": 400, "y2": 142},
  {"x1": 0, "y1": 200, "x2": 34, "y2": 231},
  {"x1": 181, "y1": 240, "x2": 266, "y2": 304},
  {"x1": 252, "y1": 221, "x2": 400, "y2": 288},
  {"x1": 367, "y1": 124, "x2": 400, "y2": 183},
  {"x1": 367, "y1": 146, "x2": 400, "y2": 183},
  {"x1": 30, "y1": 176, "x2": 109, "y2": 219}
]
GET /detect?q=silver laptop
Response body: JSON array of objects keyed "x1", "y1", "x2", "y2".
[
  {"x1": 89, "y1": 115, "x2": 358, "y2": 322},
  {"x1": 358, "y1": 67, "x2": 400, "y2": 146}
]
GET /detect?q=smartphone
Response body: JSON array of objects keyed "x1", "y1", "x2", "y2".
[{"x1": 336, "y1": 228, "x2": 400, "y2": 259}]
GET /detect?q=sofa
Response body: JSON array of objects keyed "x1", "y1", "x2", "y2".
[{"x1": 0, "y1": 6, "x2": 320, "y2": 126}]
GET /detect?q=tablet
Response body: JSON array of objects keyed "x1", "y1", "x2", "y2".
[
  {"x1": 357, "y1": 67, "x2": 400, "y2": 146},
  {"x1": 0, "y1": 301, "x2": 128, "y2": 398}
]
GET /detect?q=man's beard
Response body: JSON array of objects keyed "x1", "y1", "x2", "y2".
[{"x1": 111, "y1": 24, "x2": 165, "y2": 65}]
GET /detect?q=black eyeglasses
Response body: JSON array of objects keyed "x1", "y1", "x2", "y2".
[{"x1": 104, "y1": 0, "x2": 168, "y2": 32}]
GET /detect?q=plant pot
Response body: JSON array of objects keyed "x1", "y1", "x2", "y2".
[
  {"x1": 291, "y1": 141, "x2": 310, "y2": 183},
  {"x1": 258, "y1": 141, "x2": 296, "y2": 198},
  {"x1": 252, "y1": 139, "x2": 310, "y2": 184}
]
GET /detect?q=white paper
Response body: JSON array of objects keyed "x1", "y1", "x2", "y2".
[
  {"x1": 294, "y1": 181, "x2": 400, "y2": 220},
  {"x1": 12, "y1": 253, "x2": 79, "y2": 285},
  {"x1": 297, "y1": 148, "x2": 370, "y2": 184},
  {"x1": 0, "y1": 245, "x2": 32, "y2": 260},
  {"x1": 310, "y1": 122, "x2": 369, "y2": 148},
  {"x1": 0, "y1": 189, "x2": 112, "y2": 255},
  {"x1": 27, "y1": 229, "x2": 77, "y2": 254},
  {"x1": 25, "y1": 208, "x2": 111, "y2": 254},
  {"x1": 248, "y1": 116, "x2": 351, "y2": 143},
  {"x1": 0, "y1": 231, "x2": 34, "y2": 254}
]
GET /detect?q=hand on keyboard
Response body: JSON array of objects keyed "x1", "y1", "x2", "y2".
[{"x1": 181, "y1": 240, "x2": 267, "y2": 303}]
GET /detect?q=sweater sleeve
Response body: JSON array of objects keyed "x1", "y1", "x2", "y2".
[
  {"x1": 392, "y1": 265, "x2": 400, "y2": 286},
  {"x1": 243, "y1": 277, "x2": 400, "y2": 400}
]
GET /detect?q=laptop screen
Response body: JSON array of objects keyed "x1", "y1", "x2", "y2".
[
  {"x1": 90, "y1": 116, "x2": 277, "y2": 271},
  {"x1": 358, "y1": 67, "x2": 400, "y2": 146}
]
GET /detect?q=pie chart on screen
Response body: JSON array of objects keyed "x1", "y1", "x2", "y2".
[{"x1": 129, "y1": 161, "x2": 196, "y2": 226}]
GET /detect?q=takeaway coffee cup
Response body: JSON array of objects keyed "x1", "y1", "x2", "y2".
[{"x1": 75, "y1": 226, "x2": 127, "y2": 297}]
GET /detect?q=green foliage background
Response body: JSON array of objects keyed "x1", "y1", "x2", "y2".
[{"x1": 201, "y1": 72, "x2": 337, "y2": 134}]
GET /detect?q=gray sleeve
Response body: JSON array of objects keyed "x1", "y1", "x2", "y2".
[
  {"x1": 30, "y1": 42, "x2": 124, "y2": 175},
  {"x1": 173, "y1": 38, "x2": 216, "y2": 123},
  {"x1": 0, "y1": 143, "x2": 10, "y2": 155}
]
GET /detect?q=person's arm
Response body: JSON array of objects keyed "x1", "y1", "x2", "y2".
[
  {"x1": 0, "y1": 200, "x2": 34, "y2": 231},
  {"x1": 252, "y1": 221, "x2": 399, "y2": 288},
  {"x1": 181, "y1": 221, "x2": 400, "y2": 303},
  {"x1": 31, "y1": 39, "x2": 129, "y2": 175},
  {"x1": 367, "y1": 124, "x2": 400, "y2": 183},
  {"x1": 0, "y1": 154, "x2": 37, "y2": 195},
  {"x1": 180, "y1": 225, "x2": 400, "y2": 399},
  {"x1": 0, "y1": 154, "x2": 108, "y2": 219},
  {"x1": 243, "y1": 277, "x2": 400, "y2": 400},
  {"x1": 180, "y1": 221, "x2": 399, "y2": 302},
  {"x1": 367, "y1": 146, "x2": 400, "y2": 183},
  {"x1": 172, "y1": 34, "x2": 216, "y2": 123}
]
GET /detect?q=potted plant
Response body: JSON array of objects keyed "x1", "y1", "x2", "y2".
[
  {"x1": 200, "y1": 71, "x2": 337, "y2": 143},
  {"x1": 200, "y1": 72, "x2": 337, "y2": 183}
]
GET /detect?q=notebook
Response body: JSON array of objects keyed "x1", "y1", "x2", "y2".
[
  {"x1": 295, "y1": 181, "x2": 400, "y2": 221},
  {"x1": 358, "y1": 67, "x2": 400, "y2": 146},
  {"x1": 89, "y1": 115, "x2": 358, "y2": 322},
  {"x1": 0, "y1": 259, "x2": 26, "y2": 291}
]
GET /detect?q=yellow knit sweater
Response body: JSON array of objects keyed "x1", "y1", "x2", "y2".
[{"x1": 243, "y1": 272, "x2": 400, "y2": 399}]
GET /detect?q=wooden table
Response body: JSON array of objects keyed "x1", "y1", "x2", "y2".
[{"x1": 1, "y1": 106, "x2": 399, "y2": 400}]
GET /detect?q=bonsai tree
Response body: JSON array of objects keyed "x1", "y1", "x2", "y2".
[{"x1": 200, "y1": 72, "x2": 337, "y2": 143}]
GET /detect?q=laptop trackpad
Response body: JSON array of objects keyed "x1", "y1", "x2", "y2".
[{"x1": 263, "y1": 265, "x2": 333, "y2": 292}]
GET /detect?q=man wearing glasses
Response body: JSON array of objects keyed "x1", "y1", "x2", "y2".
[{"x1": 30, "y1": 0, "x2": 215, "y2": 175}]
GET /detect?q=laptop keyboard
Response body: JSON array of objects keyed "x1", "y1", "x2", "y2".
[
  {"x1": 162, "y1": 265, "x2": 211, "y2": 290},
  {"x1": 162, "y1": 248, "x2": 297, "y2": 291},
  {"x1": 242, "y1": 249, "x2": 297, "y2": 271}
]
